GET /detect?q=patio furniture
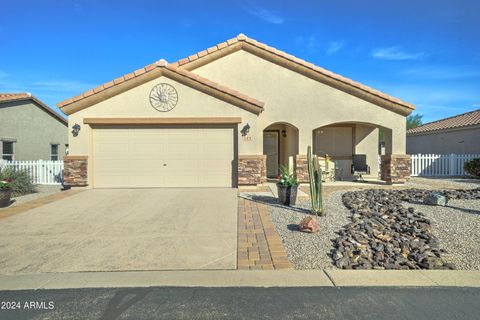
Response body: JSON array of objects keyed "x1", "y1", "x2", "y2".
[
  {"x1": 351, "y1": 154, "x2": 370, "y2": 181},
  {"x1": 318, "y1": 157, "x2": 336, "y2": 182}
]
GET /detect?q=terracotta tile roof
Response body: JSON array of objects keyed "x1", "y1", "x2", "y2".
[
  {"x1": 0, "y1": 93, "x2": 67, "y2": 125},
  {"x1": 57, "y1": 34, "x2": 414, "y2": 115},
  {"x1": 57, "y1": 59, "x2": 264, "y2": 112},
  {"x1": 171, "y1": 34, "x2": 416, "y2": 112},
  {"x1": 0, "y1": 93, "x2": 32, "y2": 102},
  {"x1": 407, "y1": 109, "x2": 480, "y2": 134}
]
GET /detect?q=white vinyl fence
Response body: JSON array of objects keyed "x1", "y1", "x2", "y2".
[
  {"x1": 0, "y1": 160, "x2": 64, "y2": 184},
  {"x1": 410, "y1": 154, "x2": 480, "y2": 177}
]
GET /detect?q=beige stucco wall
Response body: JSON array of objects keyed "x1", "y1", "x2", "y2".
[
  {"x1": 0, "y1": 100, "x2": 68, "y2": 160},
  {"x1": 68, "y1": 76, "x2": 258, "y2": 184},
  {"x1": 194, "y1": 50, "x2": 406, "y2": 155},
  {"x1": 407, "y1": 126, "x2": 480, "y2": 154},
  {"x1": 355, "y1": 124, "x2": 380, "y2": 177},
  {"x1": 67, "y1": 48, "x2": 409, "y2": 186}
]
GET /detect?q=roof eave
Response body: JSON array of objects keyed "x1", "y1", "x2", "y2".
[
  {"x1": 1, "y1": 95, "x2": 67, "y2": 125},
  {"x1": 58, "y1": 65, "x2": 264, "y2": 116},
  {"x1": 174, "y1": 35, "x2": 415, "y2": 116}
]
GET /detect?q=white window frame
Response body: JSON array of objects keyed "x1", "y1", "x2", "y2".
[
  {"x1": 2, "y1": 140, "x2": 15, "y2": 161},
  {"x1": 50, "y1": 143, "x2": 59, "y2": 161}
]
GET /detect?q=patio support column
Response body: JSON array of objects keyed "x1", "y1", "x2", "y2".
[
  {"x1": 63, "y1": 155, "x2": 88, "y2": 186},
  {"x1": 294, "y1": 127, "x2": 312, "y2": 183},
  {"x1": 380, "y1": 154, "x2": 411, "y2": 184}
]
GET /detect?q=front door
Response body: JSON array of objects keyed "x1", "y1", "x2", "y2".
[{"x1": 263, "y1": 131, "x2": 279, "y2": 178}]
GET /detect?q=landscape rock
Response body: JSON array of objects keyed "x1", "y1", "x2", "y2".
[
  {"x1": 329, "y1": 188, "x2": 480, "y2": 270},
  {"x1": 423, "y1": 192, "x2": 448, "y2": 206},
  {"x1": 298, "y1": 216, "x2": 320, "y2": 233}
]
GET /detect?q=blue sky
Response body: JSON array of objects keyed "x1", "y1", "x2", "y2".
[{"x1": 1, "y1": 0, "x2": 479, "y2": 123}]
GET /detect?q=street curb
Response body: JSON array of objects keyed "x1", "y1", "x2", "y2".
[{"x1": 0, "y1": 270, "x2": 479, "y2": 291}]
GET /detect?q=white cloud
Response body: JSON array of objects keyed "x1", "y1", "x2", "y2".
[
  {"x1": 326, "y1": 41, "x2": 344, "y2": 55},
  {"x1": 371, "y1": 46, "x2": 427, "y2": 61},
  {"x1": 245, "y1": 5, "x2": 284, "y2": 24},
  {"x1": 402, "y1": 65, "x2": 480, "y2": 79},
  {"x1": 295, "y1": 35, "x2": 319, "y2": 53}
]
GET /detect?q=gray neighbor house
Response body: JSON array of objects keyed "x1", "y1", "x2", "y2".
[
  {"x1": 407, "y1": 109, "x2": 480, "y2": 154},
  {"x1": 0, "y1": 93, "x2": 68, "y2": 161}
]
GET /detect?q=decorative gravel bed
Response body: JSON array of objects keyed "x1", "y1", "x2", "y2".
[
  {"x1": 262, "y1": 192, "x2": 349, "y2": 269},
  {"x1": 404, "y1": 199, "x2": 480, "y2": 270},
  {"x1": 261, "y1": 187, "x2": 480, "y2": 270}
]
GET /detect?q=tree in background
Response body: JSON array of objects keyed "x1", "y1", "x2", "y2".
[
  {"x1": 407, "y1": 114, "x2": 423, "y2": 130},
  {"x1": 379, "y1": 113, "x2": 424, "y2": 148}
]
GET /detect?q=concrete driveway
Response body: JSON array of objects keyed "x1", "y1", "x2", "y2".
[{"x1": 0, "y1": 188, "x2": 237, "y2": 275}]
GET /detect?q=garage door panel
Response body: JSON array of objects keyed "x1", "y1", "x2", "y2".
[
  {"x1": 166, "y1": 143, "x2": 200, "y2": 155},
  {"x1": 93, "y1": 126, "x2": 234, "y2": 188},
  {"x1": 131, "y1": 143, "x2": 166, "y2": 153},
  {"x1": 96, "y1": 143, "x2": 130, "y2": 155}
]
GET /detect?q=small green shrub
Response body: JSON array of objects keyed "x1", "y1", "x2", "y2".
[
  {"x1": 464, "y1": 158, "x2": 480, "y2": 178},
  {"x1": 0, "y1": 167, "x2": 36, "y2": 196},
  {"x1": 278, "y1": 165, "x2": 298, "y2": 187},
  {"x1": 0, "y1": 179, "x2": 13, "y2": 190}
]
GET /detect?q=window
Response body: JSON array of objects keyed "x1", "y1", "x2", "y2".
[
  {"x1": 2, "y1": 141, "x2": 14, "y2": 161},
  {"x1": 51, "y1": 144, "x2": 59, "y2": 161}
]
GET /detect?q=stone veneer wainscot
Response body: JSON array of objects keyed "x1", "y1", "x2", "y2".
[
  {"x1": 381, "y1": 154, "x2": 411, "y2": 184},
  {"x1": 294, "y1": 155, "x2": 309, "y2": 183},
  {"x1": 63, "y1": 156, "x2": 88, "y2": 186},
  {"x1": 238, "y1": 155, "x2": 266, "y2": 185}
]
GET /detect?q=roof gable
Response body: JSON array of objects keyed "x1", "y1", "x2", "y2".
[
  {"x1": 0, "y1": 93, "x2": 67, "y2": 125},
  {"x1": 171, "y1": 34, "x2": 416, "y2": 116},
  {"x1": 57, "y1": 60, "x2": 264, "y2": 115},
  {"x1": 407, "y1": 109, "x2": 480, "y2": 134}
]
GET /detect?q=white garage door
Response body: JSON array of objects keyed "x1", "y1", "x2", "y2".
[{"x1": 92, "y1": 126, "x2": 234, "y2": 188}]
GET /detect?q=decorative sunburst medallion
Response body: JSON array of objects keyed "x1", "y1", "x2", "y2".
[{"x1": 149, "y1": 83, "x2": 178, "y2": 112}]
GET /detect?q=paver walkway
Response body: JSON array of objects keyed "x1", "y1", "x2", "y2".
[
  {"x1": 0, "y1": 189, "x2": 83, "y2": 221},
  {"x1": 237, "y1": 195, "x2": 293, "y2": 270}
]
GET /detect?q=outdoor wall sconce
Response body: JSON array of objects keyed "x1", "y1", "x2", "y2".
[
  {"x1": 241, "y1": 123, "x2": 251, "y2": 136},
  {"x1": 282, "y1": 130, "x2": 287, "y2": 138},
  {"x1": 72, "y1": 123, "x2": 81, "y2": 137}
]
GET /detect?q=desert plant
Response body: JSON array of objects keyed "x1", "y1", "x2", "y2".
[
  {"x1": 278, "y1": 165, "x2": 298, "y2": 187},
  {"x1": 0, "y1": 167, "x2": 36, "y2": 196},
  {"x1": 307, "y1": 145, "x2": 324, "y2": 216},
  {"x1": 464, "y1": 158, "x2": 480, "y2": 178},
  {"x1": 0, "y1": 179, "x2": 12, "y2": 190}
]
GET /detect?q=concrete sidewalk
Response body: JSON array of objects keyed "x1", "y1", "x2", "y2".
[{"x1": 1, "y1": 270, "x2": 479, "y2": 291}]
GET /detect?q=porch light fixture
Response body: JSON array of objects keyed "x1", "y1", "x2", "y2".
[
  {"x1": 241, "y1": 123, "x2": 251, "y2": 136},
  {"x1": 282, "y1": 130, "x2": 287, "y2": 138},
  {"x1": 72, "y1": 123, "x2": 81, "y2": 137}
]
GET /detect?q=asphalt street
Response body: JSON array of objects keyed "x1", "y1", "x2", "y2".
[{"x1": 0, "y1": 286, "x2": 479, "y2": 320}]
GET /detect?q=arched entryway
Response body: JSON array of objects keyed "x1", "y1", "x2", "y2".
[
  {"x1": 263, "y1": 122, "x2": 299, "y2": 178},
  {"x1": 312, "y1": 121, "x2": 392, "y2": 180}
]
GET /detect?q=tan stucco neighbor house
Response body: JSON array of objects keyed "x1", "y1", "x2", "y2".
[
  {"x1": 407, "y1": 109, "x2": 480, "y2": 154},
  {"x1": 58, "y1": 34, "x2": 415, "y2": 188},
  {"x1": 0, "y1": 93, "x2": 68, "y2": 161}
]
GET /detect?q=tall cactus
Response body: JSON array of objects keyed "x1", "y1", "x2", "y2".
[{"x1": 307, "y1": 146, "x2": 324, "y2": 216}]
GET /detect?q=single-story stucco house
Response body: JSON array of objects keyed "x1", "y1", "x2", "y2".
[
  {"x1": 0, "y1": 93, "x2": 68, "y2": 161},
  {"x1": 58, "y1": 34, "x2": 415, "y2": 188},
  {"x1": 407, "y1": 109, "x2": 480, "y2": 154}
]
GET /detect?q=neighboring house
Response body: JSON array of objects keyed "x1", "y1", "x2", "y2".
[
  {"x1": 0, "y1": 93, "x2": 68, "y2": 161},
  {"x1": 58, "y1": 34, "x2": 415, "y2": 188},
  {"x1": 407, "y1": 109, "x2": 480, "y2": 154}
]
